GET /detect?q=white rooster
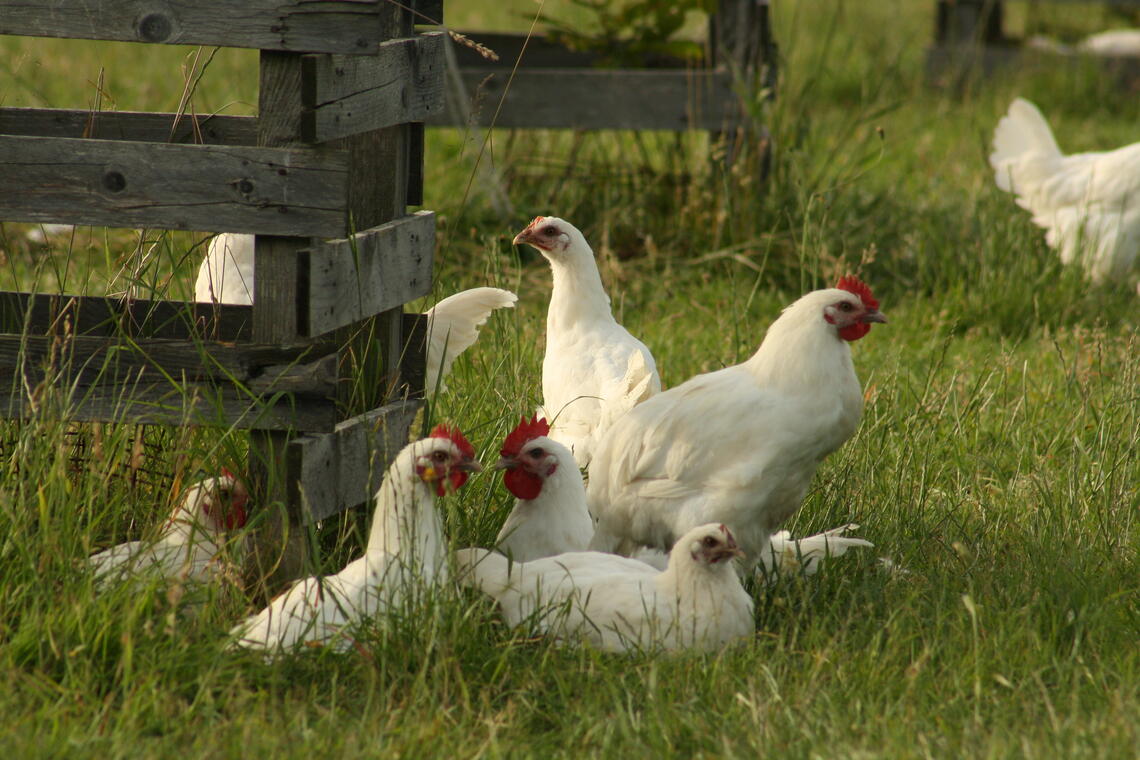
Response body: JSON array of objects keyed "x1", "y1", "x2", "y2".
[
  {"x1": 89, "y1": 471, "x2": 249, "y2": 588},
  {"x1": 491, "y1": 414, "x2": 594, "y2": 562},
  {"x1": 990, "y1": 97, "x2": 1140, "y2": 285},
  {"x1": 195, "y1": 233, "x2": 517, "y2": 391},
  {"x1": 513, "y1": 216, "x2": 661, "y2": 468},
  {"x1": 457, "y1": 523, "x2": 754, "y2": 653},
  {"x1": 229, "y1": 426, "x2": 480, "y2": 655},
  {"x1": 587, "y1": 277, "x2": 886, "y2": 569}
]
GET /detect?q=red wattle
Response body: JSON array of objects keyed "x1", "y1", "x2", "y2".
[
  {"x1": 839, "y1": 323, "x2": 870, "y2": 341},
  {"x1": 503, "y1": 468, "x2": 543, "y2": 500}
]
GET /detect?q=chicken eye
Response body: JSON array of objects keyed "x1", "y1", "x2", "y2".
[
  {"x1": 529, "y1": 447, "x2": 546, "y2": 459},
  {"x1": 432, "y1": 450, "x2": 449, "y2": 463},
  {"x1": 702, "y1": 536, "x2": 718, "y2": 548},
  {"x1": 838, "y1": 301, "x2": 854, "y2": 312},
  {"x1": 542, "y1": 227, "x2": 558, "y2": 236}
]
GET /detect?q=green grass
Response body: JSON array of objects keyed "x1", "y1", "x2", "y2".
[{"x1": 2, "y1": 0, "x2": 1139, "y2": 757}]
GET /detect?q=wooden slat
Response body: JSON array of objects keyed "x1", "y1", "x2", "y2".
[
  {"x1": 0, "y1": 381, "x2": 335, "y2": 431},
  {"x1": 0, "y1": 334, "x2": 336, "y2": 391},
  {"x1": 0, "y1": 135, "x2": 348, "y2": 237},
  {"x1": 0, "y1": 292, "x2": 252, "y2": 341},
  {"x1": 301, "y1": 32, "x2": 446, "y2": 143},
  {"x1": 429, "y1": 69, "x2": 741, "y2": 131},
  {"x1": 0, "y1": 1, "x2": 388, "y2": 54},
  {"x1": 0, "y1": 108, "x2": 257, "y2": 145},
  {"x1": 287, "y1": 399, "x2": 421, "y2": 523},
  {"x1": 306, "y1": 211, "x2": 434, "y2": 338}
]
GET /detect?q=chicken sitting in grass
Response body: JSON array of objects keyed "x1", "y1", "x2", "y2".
[
  {"x1": 990, "y1": 97, "x2": 1140, "y2": 286},
  {"x1": 89, "y1": 471, "x2": 249, "y2": 588},
  {"x1": 457, "y1": 523, "x2": 754, "y2": 653},
  {"x1": 513, "y1": 216, "x2": 661, "y2": 468},
  {"x1": 587, "y1": 277, "x2": 886, "y2": 570},
  {"x1": 229, "y1": 427, "x2": 480, "y2": 656}
]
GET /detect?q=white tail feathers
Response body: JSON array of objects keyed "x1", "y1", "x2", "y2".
[
  {"x1": 424, "y1": 287, "x2": 517, "y2": 392},
  {"x1": 990, "y1": 98, "x2": 1064, "y2": 194},
  {"x1": 759, "y1": 524, "x2": 873, "y2": 578}
]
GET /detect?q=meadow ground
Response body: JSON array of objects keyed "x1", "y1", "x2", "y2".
[{"x1": 0, "y1": 1, "x2": 1138, "y2": 757}]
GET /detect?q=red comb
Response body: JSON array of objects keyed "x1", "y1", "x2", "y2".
[
  {"x1": 221, "y1": 467, "x2": 236, "y2": 481},
  {"x1": 835, "y1": 275, "x2": 879, "y2": 310},
  {"x1": 530, "y1": 216, "x2": 545, "y2": 227},
  {"x1": 430, "y1": 423, "x2": 475, "y2": 459},
  {"x1": 500, "y1": 414, "x2": 551, "y2": 457}
]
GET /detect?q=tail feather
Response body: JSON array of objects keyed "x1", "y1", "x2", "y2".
[
  {"x1": 760, "y1": 524, "x2": 873, "y2": 577},
  {"x1": 990, "y1": 98, "x2": 1064, "y2": 195},
  {"x1": 424, "y1": 288, "x2": 517, "y2": 392}
]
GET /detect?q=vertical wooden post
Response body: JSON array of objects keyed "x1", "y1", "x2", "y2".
[{"x1": 248, "y1": 50, "x2": 312, "y2": 588}]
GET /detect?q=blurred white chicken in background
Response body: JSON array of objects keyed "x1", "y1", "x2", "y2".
[
  {"x1": 89, "y1": 471, "x2": 249, "y2": 588},
  {"x1": 195, "y1": 233, "x2": 516, "y2": 391},
  {"x1": 513, "y1": 216, "x2": 661, "y2": 468},
  {"x1": 229, "y1": 426, "x2": 480, "y2": 656},
  {"x1": 990, "y1": 97, "x2": 1140, "y2": 286},
  {"x1": 457, "y1": 523, "x2": 753, "y2": 653},
  {"x1": 588, "y1": 277, "x2": 886, "y2": 570}
]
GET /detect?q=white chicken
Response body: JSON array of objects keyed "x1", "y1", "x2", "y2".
[
  {"x1": 990, "y1": 97, "x2": 1140, "y2": 284},
  {"x1": 490, "y1": 415, "x2": 873, "y2": 575},
  {"x1": 457, "y1": 523, "x2": 754, "y2": 653},
  {"x1": 194, "y1": 233, "x2": 516, "y2": 391},
  {"x1": 513, "y1": 216, "x2": 661, "y2": 468},
  {"x1": 491, "y1": 415, "x2": 594, "y2": 562},
  {"x1": 229, "y1": 426, "x2": 480, "y2": 655},
  {"x1": 587, "y1": 277, "x2": 886, "y2": 569},
  {"x1": 89, "y1": 471, "x2": 249, "y2": 588}
]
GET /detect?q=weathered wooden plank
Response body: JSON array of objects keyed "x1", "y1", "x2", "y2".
[
  {"x1": 287, "y1": 399, "x2": 421, "y2": 523},
  {"x1": 0, "y1": 334, "x2": 336, "y2": 392},
  {"x1": 0, "y1": 1, "x2": 388, "y2": 54},
  {"x1": 306, "y1": 211, "x2": 434, "y2": 338},
  {"x1": 0, "y1": 135, "x2": 349, "y2": 236},
  {"x1": 0, "y1": 107, "x2": 258, "y2": 145},
  {"x1": 301, "y1": 32, "x2": 446, "y2": 143},
  {"x1": 0, "y1": 291, "x2": 252, "y2": 341},
  {"x1": 428, "y1": 69, "x2": 741, "y2": 131},
  {"x1": 0, "y1": 381, "x2": 336, "y2": 431}
]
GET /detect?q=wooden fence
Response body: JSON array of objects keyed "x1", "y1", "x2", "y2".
[{"x1": 0, "y1": 1, "x2": 445, "y2": 575}]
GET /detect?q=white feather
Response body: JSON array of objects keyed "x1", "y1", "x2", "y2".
[{"x1": 990, "y1": 97, "x2": 1140, "y2": 283}]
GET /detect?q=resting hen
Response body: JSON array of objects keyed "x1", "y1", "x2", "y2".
[
  {"x1": 990, "y1": 98, "x2": 1140, "y2": 284},
  {"x1": 229, "y1": 427, "x2": 480, "y2": 655},
  {"x1": 457, "y1": 523, "x2": 753, "y2": 653},
  {"x1": 491, "y1": 415, "x2": 593, "y2": 562},
  {"x1": 513, "y1": 216, "x2": 661, "y2": 467},
  {"x1": 194, "y1": 233, "x2": 516, "y2": 390},
  {"x1": 587, "y1": 277, "x2": 886, "y2": 569},
  {"x1": 89, "y1": 471, "x2": 249, "y2": 588}
]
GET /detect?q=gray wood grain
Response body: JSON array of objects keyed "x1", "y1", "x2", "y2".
[
  {"x1": 0, "y1": 135, "x2": 349, "y2": 236},
  {"x1": 300, "y1": 32, "x2": 446, "y2": 143},
  {"x1": 429, "y1": 68, "x2": 741, "y2": 131},
  {"x1": 287, "y1": 399, "x2": 421, "y2": 523},
  {"x1": 0, "y1": 381, "x2": 335, "y2": 431},
  {"x1": 0, "y1": 107, "x2": 258, "y2": 145},
  {"x1": 306, "y1": 212, "x2": 434, "y2": 339},
  {"x1": 0, "y1": 291, "x2": 252, "y2": 341},
  {"x1": 0, "y1": 1, "x2": 389, "y2": 54}
]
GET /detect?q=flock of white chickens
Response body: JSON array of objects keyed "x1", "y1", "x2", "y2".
[{"x1": 88, "y1": 93, "x2": 1138, "y2": 657}]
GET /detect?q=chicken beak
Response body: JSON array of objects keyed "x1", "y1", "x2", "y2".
[
  {"x1": 512, "y1": 229, "x2": 531, "y2": 246},
  {"x1": 861, "y1": 309, "x2": 887, "y2": 325},
  {"x1": 493, "y1": 455, "x2": 518, "y2": 471},
  {"x1": 455, "y1": 457, "x2": 483, "y2": 473}
]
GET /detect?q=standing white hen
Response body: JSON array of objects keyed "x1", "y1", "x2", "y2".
[
  {"x1": 457, "y1": 523, "x2": 753, "y2": 653},
  {"x1": 491, "y1": 415, "x2": 594, "y2": 562},
  {"x1": 194, "y1": 233, "x2": 516, "y2": 390},
  {"x1": 513, "y1": 216, "x2": 661, "y2": 468},
  {"x1": 587, "y1": 277, "x2": 886, "y2": 569},
  {"x1": 89, "y1": 471, "x2": 249, "y2": 588},
  {"x1": 990, "y1": 97, "x2": 1140, "y2": 284},
  {"x1": 229, "y1": 426, "x2": 480, "y2": 655}
]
